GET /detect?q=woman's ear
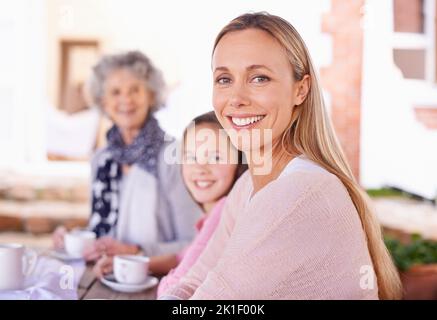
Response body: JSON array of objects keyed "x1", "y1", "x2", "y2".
[{"x1": 294, "y1": 75, "x2": 311, "y2": 106}]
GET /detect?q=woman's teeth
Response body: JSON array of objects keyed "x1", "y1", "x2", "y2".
[
  {"x1": 195, "y1": 180, "x2": 214, "y2": 189},
  {"x1": 231, "y1": 115, "x2": 264, "y2": 126}
]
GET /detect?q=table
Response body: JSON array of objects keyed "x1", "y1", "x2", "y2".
[{"x1": 78, "y1": 265, "x2": 158, "y2": 300}]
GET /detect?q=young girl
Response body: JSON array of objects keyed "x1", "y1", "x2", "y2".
[
  {"x1": 159, "y1": 12, "x2": 402, "y2": 300},
  {"x1": 93, "y1": 111, "x2": 247, "y2": 285}
]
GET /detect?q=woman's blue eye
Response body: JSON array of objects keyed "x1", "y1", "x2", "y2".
[
  {"x1": 252, "y1": 76, "x2": 270, "y2": 83},
  {"x1": 216, "y1": 77, "x2": 231, "y2": 85}
]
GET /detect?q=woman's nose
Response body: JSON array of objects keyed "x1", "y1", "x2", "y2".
[
  {"x1": 229, "y1": 83, "x2": 250, "y2": 108},
  {"x1": 119, "y1": 92, "x2": 134, "y2": 105}
]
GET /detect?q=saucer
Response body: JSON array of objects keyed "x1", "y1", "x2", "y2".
[
  {"x1": 100, "y1": 274, "x2": 158, "y2": 293},
  {"x1": 49, "y1": 249, "x2": 84, "y2": 262}
]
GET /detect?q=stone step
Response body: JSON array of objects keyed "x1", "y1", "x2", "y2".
[
  {"x1": 0, "y1": 183, "x2": 89, "y2": 203},
  {"x1": 0, "y1": 200, "x2": 89, "y2": 234},
  {"x1": 0, "y1": 232, "x2": 52, "y2": 249},
  {"x1": 374, "y1": 197, "x2": 437, "y2": 240},
  {"x1": 0, "y1": 216, "x2": 23, "y2": 232},
  {"x1": 0, "y1": 170, "x2": 89, "y2": 203}
]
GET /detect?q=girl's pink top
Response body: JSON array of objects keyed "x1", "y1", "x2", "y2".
[{"x1": 157, "y1": 197, "x2": 226, "y2": 296}]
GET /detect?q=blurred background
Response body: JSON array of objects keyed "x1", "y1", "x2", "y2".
[{"x1": 0, "y1": 0, "x2": 436, "y2": 298}]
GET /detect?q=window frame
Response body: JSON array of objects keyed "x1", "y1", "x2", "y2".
[{"x1": 392, "y1": 0, "x2": 436, "y2": 83}]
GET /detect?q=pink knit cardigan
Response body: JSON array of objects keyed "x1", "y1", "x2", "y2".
[{"x1": 160, "y1": 156, "x2": 379, "y2": 299}]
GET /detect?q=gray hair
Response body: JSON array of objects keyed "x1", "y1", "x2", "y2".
[{"x1": 89, "y1": 50, "x2": 166, "y2": 112}]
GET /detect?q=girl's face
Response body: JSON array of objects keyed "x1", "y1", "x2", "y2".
[
  {"x1": 102, "y1": 68, "x2": 153, "y2": 132},
  {"x1": 182, "y1": 123, "x2": 238, "y2": 210},
  {"x1": 212, "y1": 28, "x2": 308, "y2": 152}
]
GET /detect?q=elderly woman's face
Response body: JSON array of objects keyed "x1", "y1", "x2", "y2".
[
  {"x1": 212, "y1": 29, "x2": 302, "y2": 152},
  {"x1": 102, "y1": 68, "x2": 153, "y2": 131}
]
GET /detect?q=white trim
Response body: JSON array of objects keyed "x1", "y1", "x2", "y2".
[
  {"x1": 403, "y1": 78, "x2": 437, "y2": 105},
  {"x1": 425, "y1": 0, "x2": 436, "y2": 82},
  {"x1": 0, "y1": 0, "x2": 48, "y2": 168},
  {"x1": 392, "y1": 33, "x2": 428, "y2": 49}
]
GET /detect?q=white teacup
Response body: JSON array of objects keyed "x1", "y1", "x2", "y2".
[
  {"x1": 0, "y1": 243, "x2": 37, "y2": 291},
  {"x1": 114, "y1": 255, "x2": 149, "y2": 285},
  {"x1": 64, "y1": 230, "x2": 96, "y2": 258}
]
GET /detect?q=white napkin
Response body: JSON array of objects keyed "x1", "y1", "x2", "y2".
[{"x1": 0, "y1": 255, "x2": 86, "y2": 300}]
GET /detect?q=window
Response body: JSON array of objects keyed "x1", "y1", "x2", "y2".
[
  {"x1": 392, "y1": 0, "x2": 435, "y2": 81},
  {"x1": 394, "y1": 0, "x2": 424, "y2": 33},
  {"x1": 393, "y1": 48, "x2": 426, "y2": 79},
  {"x1": 59, "y1": 40, "x2": 99, "y2": 113}
]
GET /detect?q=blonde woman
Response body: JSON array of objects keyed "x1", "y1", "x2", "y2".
[{"x1": 159, "y1": 12, "x2": 402, "y2": 300}]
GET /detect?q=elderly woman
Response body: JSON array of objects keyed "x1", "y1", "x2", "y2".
[{"x1": 53, "y1": 51, "x2": 201, "y2": 261}]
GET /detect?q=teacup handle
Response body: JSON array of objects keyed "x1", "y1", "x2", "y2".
[{"x1": 22, "y1": 249, "x2": 38, "y2": 276}]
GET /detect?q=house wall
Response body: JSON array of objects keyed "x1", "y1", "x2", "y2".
[
  {"x1": 361, "y1": 0, "x2": 437, "y2": 199},
  {"x1": 321, "y1": 0, "x2": 365, "y2": 180},
  {"x1": 0, "y1": 1, "x2": 47, "y2": 167}
]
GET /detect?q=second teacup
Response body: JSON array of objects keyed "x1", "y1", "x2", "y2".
[
  {"x1": 113, "y1": 255, "x2": 149, "y2": 285},
  {"x1": 64, "y1": 230, "x2": 96, "y2": 258}
]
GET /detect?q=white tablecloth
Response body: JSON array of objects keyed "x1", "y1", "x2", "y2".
[{"x1": 0, "y1": 254, "x2": 86, "y2": 300}]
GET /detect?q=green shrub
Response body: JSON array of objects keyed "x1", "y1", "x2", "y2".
[
  {"x1": 367, "y1": 188, "x2": 405, "y2": 198},
  {"x1": 384, "y1": 234, "x2": 437, "y2": 272}
]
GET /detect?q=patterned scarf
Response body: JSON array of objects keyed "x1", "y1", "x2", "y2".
[{"x1": 89, "y1": 115, "x2": 166, "y2": 237}]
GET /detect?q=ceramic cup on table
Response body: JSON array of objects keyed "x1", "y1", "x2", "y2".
[
  {"x1": 0, "y1": 243, "x2": 37, "y2": 291},
  {"x1": 114, "y1": 255, "x2": 150, "y2": 285},
  {"x1": 64, "y1": 229, "x2": 96, "y2": 258}
]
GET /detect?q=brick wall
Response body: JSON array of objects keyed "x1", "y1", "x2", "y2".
[{"x1": 321, "y1": 0, "x2": 365, "y2": 181}]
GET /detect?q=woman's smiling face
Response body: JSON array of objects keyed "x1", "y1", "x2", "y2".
[
  {"x1": 102, "y1": 68, "x2": 152, "y2": 132},
  {"x1": 212, "y1": 28, "x2": 301, "y2": 152}
]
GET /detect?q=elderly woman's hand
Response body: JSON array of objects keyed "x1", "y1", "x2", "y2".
[
  {"x1": 93, "y1": 255, "x2": 114, "y2": 278},
  {"x1": 83, "y1": 236, "x2": 140, "y2": 261}
]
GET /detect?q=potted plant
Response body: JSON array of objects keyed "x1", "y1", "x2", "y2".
[{"x1": 385, "y1": 234, "x2": 437, "y2": 300}]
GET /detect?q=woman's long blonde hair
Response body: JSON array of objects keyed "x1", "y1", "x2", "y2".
[{"x1": 213, "y1": 12, "x2": 402, "y2": 300}]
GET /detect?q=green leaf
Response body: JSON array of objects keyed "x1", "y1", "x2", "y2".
[{"x1": 384, "y1": 235, "x2": 437, "y2": 272}]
